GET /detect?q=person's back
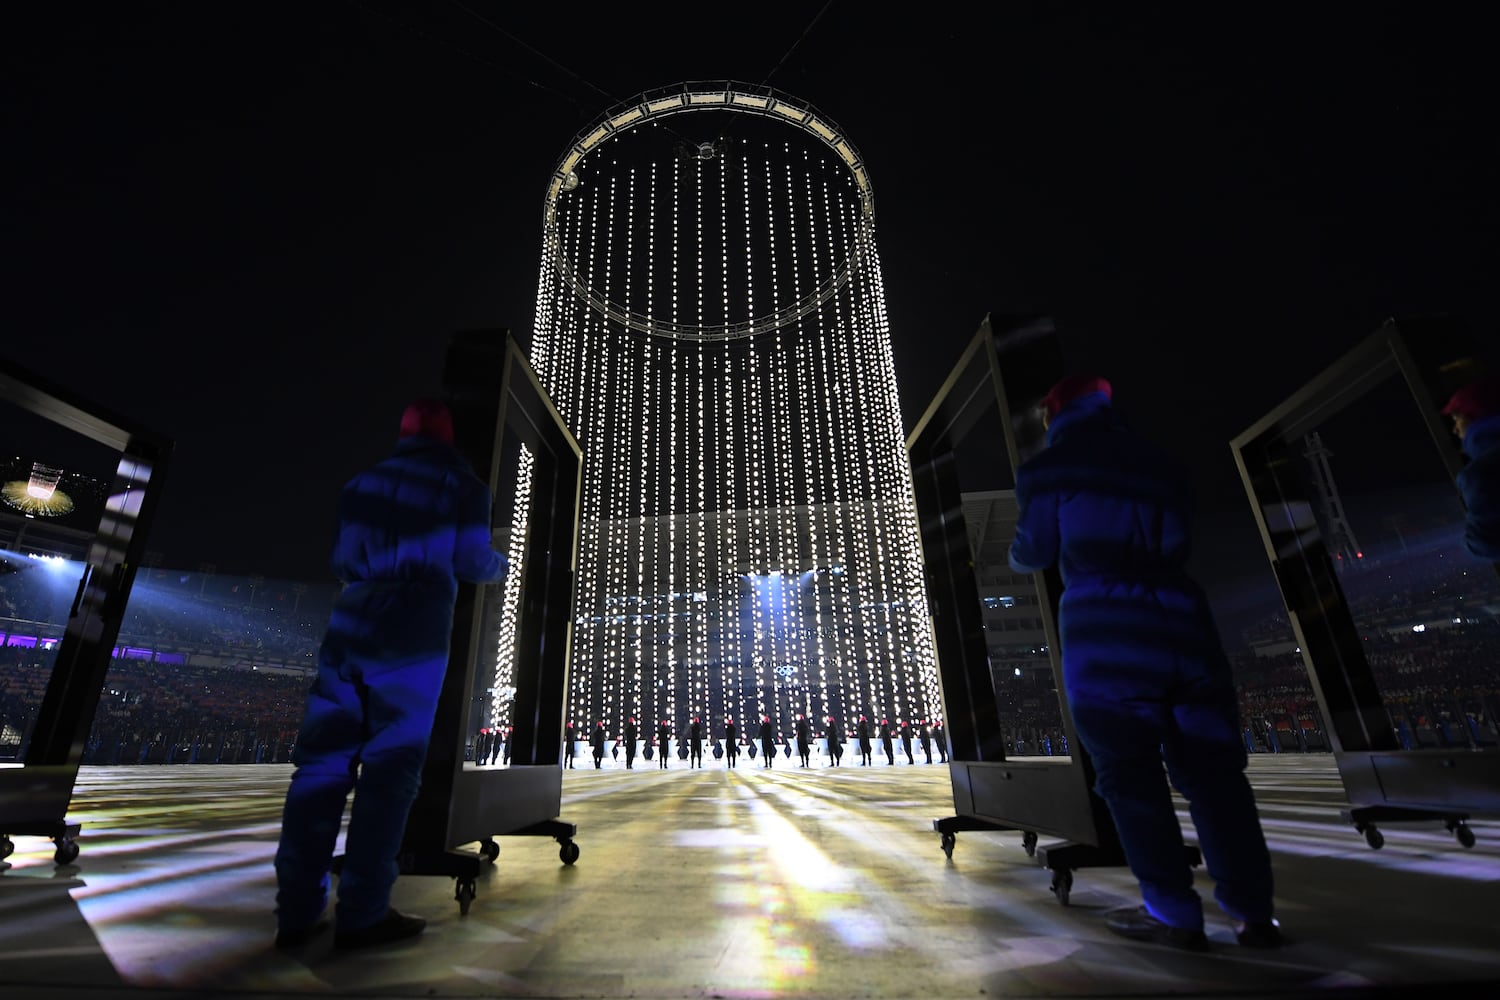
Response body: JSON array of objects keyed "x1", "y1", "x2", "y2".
[
  {"x1": 1010, "y1": 374, "x2": 1278, "y2": 952},
  {"x1": 1443, "y1": 376, "x2": 1500, "y2": 561},
  {"x1": 275, "y1": 397, "x2": 508, "y2": 952}
]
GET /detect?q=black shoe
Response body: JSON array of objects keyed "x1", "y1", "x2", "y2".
[
  {"x1": 1234, "y1": 919, "x2": 1283, "y2": 948},
  {"x1": 1105, "y1": 906, "x2": 1210, "y2": 952},
  {"x1": 274, "y1": 919, "x2": 330, "y2": 950},
  {"x1": 334, "y1": 909, "x2": 426, "y2": 950}
]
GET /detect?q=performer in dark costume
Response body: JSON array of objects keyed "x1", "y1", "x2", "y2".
[
  {"x1": 879, "y1": 719, "x2": 895, "y2": 765},
  {"x1": 795, "y1": 714, "x2": 813, "y2": 767},
  {"x1": 918, "y1": 720, "x2": 932, "y2": 764},
  {"x1": 856, "y1": 715, "x2": 873, "y2": 766},
  {"x1": 688, "y1": 717, "x2": 705, "y2": 768},
  {"x1": 933, "y1": 720, "x2": 947, "y2": 763},
  {"x1": 1443, "y1": 376, "x2": 1500, "y2": 561},
  {"x1": 825, "y1": 716, "x2": 844, "y2": 766},
  {"x1": 899, "y1": 719, "x2": 914, "y2": 764},
  {"x1": 758, "y1": 715, "x2": 776, "y2": 768},
  {"x1": 590, "y1": 720, "x2": 607, "y2": 769},
  {"x1": 723, "y1": 717, "x2": 739, "y2": 768},
  {"x1": 623, "y1": 716, "x2": 639, "y2": 769},
  {"x1": 657, "y1": 719, "x2": 672, "y2": 770}
]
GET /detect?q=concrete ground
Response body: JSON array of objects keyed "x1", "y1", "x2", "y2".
[{"x1": 0, "y1": 755, "x2": 1496, "y2": 1000}]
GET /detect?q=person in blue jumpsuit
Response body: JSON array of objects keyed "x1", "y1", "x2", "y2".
[
  {"x1": 273, "y1": 398, "x2": 509, "y2": 951},
  {"x1": 1442, "y1": 375, "x2": 1500, "y2": 561},
  {"x1": 1008, "y1": 374, "x2": 1279, "y2": 951}
]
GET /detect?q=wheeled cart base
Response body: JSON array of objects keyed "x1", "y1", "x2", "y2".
[
  {"x1": 333, "y1": 818, "x2": 579, "y2": 916},
  {"x1": 935, "y1": 816, "x2": 1201, "y2": 907},
  {"x1": 0, "y1": 821, "x2": 81, "y2": 869},
  {"x1": 1340, "y1": 805, "x2": 1476, "y2": 851}
]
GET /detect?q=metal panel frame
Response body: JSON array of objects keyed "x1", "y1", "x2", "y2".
[
  {"x1": 347, "y1": 330, "x2": 583, "y2": 901},
  {"x1": 0, "y1": 356, "x2": 171, "y2": 866},
  {"x1": 907, "y1": 315, "x2": 1125, "y2": 878},
  {"x1": 1229, "y1": 316, "x2": 1496, "y2": 844}
]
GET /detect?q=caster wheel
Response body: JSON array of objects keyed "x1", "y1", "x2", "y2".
[
  {"x1": 1362, "y1": 825, "x2": 1384, "y2": 850},
  {"x1": 1049, "y1": 868, "x2": 1073, "y2": 906},
  {"x1": 480, "y1": 839, "x2": 500, "y2": 862},
  {"x1": 455, "y1": 878, "x2": 477, "y2": 916},
  {"x1": 53, "y1": 838, "x2": 79, "y2": 866},
  {"x1": 1454, "y1": 824, "x2": 1476, "y2": 849},
  {"x1": 1, "y1": 836, "x2": 13, "y2": 860},
  {"x1": 1022, "y1": 831, "x2": 1038, "y2": 857},
  {"x1": 559, "y1": 840, "x2": 580, "y2": 865},
  {"x1": 940, "y1": 832, "x2": 955, "y2": 859}
]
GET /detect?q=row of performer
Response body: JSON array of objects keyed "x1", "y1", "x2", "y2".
[{"x1": 473, "y1": 716, "x2": 950, "y2": 769}]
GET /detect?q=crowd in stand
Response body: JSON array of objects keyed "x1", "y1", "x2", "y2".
[{"x1": 2, "y1": 537, "x2": 1496, "y2": 763}]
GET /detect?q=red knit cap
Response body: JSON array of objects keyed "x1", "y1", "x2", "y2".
[
  {"x1": 399, "y1": 398, "x2": 454, "y2": 443},
  {"x1": 1441, "y1": 376, "x2": 1500, "y2": 421},
  {"x1": 1041, "y1": 374, "x2": 1112, "y2": 419}
]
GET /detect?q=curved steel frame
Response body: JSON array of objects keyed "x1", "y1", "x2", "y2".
[{"x1": 542, "y1": 81, "x2": 874, "y2": 343}]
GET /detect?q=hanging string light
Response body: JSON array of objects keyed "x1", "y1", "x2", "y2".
[{"x1": 496, "y1": 84, "x2": 938, "y2": 754}]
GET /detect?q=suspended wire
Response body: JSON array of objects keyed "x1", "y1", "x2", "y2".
[
  {"x1": 714, "y1": 0, "x2": 839, "y2": 145},
  {"x1": 342, "y1": 0, "x2": 597, "y2": 117},
  {"x1": 444, "y1": 0, "x2": 623, "y2": 109}
]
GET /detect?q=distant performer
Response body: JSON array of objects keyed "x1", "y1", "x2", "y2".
[
  {"x1": 933, "y1": 720, "x2": 947, "y2": 763},
  {"x1": 657, "y1": 719, "x2": 672, "y2": 770},
  {"x1": 879, "y1": 718, "x2": 895, "y2": 765},
  {"x1": 723, "y1": 717, "x2": 739, "y2": 768},
  {"x1": 591, "y1": 720, "x2": 607, "y2": 769},
  {"x1": 856, "y1": 715, "x2": 873, "y2": 766},
  {"x1": 758, "y1": 715, "x2": 776, "y2": 768},
  {"x1": 1443, "y1": 375, "x2": 1500, "y2": 561},
  {"x1": 623, "y1": 716, "x2": 639, "y2": 769},
  {"x1": 899, "y1": 719, "x2": 914, "y2": 764},
  {"x1": 825, "y1": 715, "x2": 844, "y2": 766},
  {"x1": 689, "y1": 716, "x2": 705, "y2": 768},
  {"x1": 565, "y1": 722, "x2": 580, "y2": 769},
  {"x1": 273, "y1": 397, "x2": 508, "y2": 951},
  {"x1": 918, "y1": 719, "x2": 932, "y2": 764},
  {"x1": 795, "y1": 713, "x2": 813, "y2": 767}
]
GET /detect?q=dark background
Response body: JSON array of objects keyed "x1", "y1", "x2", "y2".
[{"x1": 3, "y1": 3, "x2": 1491, "y2": 623}]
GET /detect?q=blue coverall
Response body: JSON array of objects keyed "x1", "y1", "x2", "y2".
[
  {"x1": 1008, "y1": 390, "x2": 1274, "y2": 931},
  {"x1": 274, "y1": 434, "x2": 507, "y2": 934},
  {"x1": 1456, "y1": 413, "x2": 1500, "y2": 561}
]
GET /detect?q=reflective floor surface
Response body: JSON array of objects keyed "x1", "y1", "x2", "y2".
[{"x1": 0, "y1": 756, "x2": 1496, "y2": 1000}]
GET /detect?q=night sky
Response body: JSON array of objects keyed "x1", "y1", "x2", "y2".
[{"x1": 5, "y1": 3, "x2": 1491, "y2": 617}]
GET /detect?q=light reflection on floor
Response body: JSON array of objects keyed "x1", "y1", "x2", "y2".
[{"x1": 0, "y1": 757, "x2": 1495, "y2": 999}]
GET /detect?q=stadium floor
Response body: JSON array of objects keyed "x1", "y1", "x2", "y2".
[{"x1": 0, "y1": 756, "x2": 1496, "y2": 1000}]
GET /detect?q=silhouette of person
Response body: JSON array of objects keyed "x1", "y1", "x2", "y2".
[
  {"x1": 933, "y1": 720, "x2": 947, "y2": 763},
  {"x1": 795, "y1": 713, "x2": 812, "y2": 767},
  {"x1": 879, "y1": 718, "x2": 895, "y2": 765},
  {"x1": 274, "y1": 397, "x2": 507, "y2": 951},
  {"x1": 918, "y1": 720, "x2": 932, "y2": 764},
  {"x1": 689, "y1": 716, "x2": 705, "y2": 768},
  {"x1": 1010, "y1": 373, "x2": 1279, "y2": 950},
  {"x1": 899, "y1": 719, "x2": 914, "y2": 764},
  {"x1": 498, "y1": 725, "x2": 509, "y2": 765},
  {"x1": 623, "y1": 716, "x2": 639, "y2": 769},
  {"x1": 758, "y1": 715, "x2": 776, "y2": 768},
  {"x1": 724, "y1": 717, "x2": 739, "y2": 768},
  {"x1": 657, "y1": 719, "x2": 671, "y2": 770},
  {"x1": 826, "y1": 715, "x2": 844, "y2": 766},
  {"x1": 857, "y1": 715, "x2": 873, "y2": 766},
  {"x1": 591, "y1": 720, "x2": 606, "y2": 769},
  {"x1": 565, "y1": 722, "x2": 580, "y2": 769}
]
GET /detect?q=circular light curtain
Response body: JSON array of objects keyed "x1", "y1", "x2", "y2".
[{"x1": 493, "y1": 83, "x2": 940, "y2": 741}]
